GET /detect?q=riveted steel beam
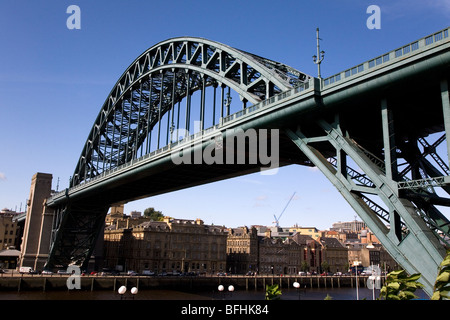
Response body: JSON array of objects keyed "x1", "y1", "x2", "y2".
[{"x1": 286, "y1": 111, "x2": 447, "y2": 295}]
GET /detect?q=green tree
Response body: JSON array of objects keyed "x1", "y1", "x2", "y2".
[
  {"x1": 143, "y1": 207, "x2": 164, "y2": 221},
  {"x1": 432, "y1": 249, "x2": 450, "y2": 300},
  {"x1": 321, "y1": 260, "x2": 329, "y2": 273},
  {"x1": 379, "y1": 269, "x2": 423, "y2": 300},
  {"x1": 301, "y1": 261, "x2": 309, "y2": 272}
]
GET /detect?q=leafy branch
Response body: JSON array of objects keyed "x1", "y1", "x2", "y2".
[
  {"x1": 265, "y1": 284, "x2": 282, "y2": 300},
  {"x1": 432, "y1": 250, "x2": 450, "y2": 300},
  {"x1": 379, "y1": 269, "x2": 423, "y2": 300}
]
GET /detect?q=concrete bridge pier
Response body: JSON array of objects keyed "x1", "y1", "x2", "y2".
[{"x1": 19, "y1": 172, "x2": 54, "y2": 271}]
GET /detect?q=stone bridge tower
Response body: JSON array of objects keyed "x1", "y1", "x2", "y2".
[{"x1": 20, "y1": 173, "x2": 54, "y2": 271}]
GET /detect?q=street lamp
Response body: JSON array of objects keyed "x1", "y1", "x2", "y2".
[
  {"x1": 367, "y1": 265, "x2": 382, "y2": 300},
  {"x1": 131, "y1": 286, "x2": 138, "y2": 299},
  {"x1": 312, "y1": 28, "x2": 325, "y2": 78},
  {"x1": 218, "y1": 284, "x2": 234, "y2": 299},
  {"x1": 118, "y1": 285, "x2": 127, "y2": 299},
  {"x1": 224, "y1": 92, "x2": 232, "y2": 116},
  {"x1": 293, "y1": 281, "x2": 301, "y2": 300},
  {"x1": 118, "y1": 285, "x2": 138, "y2": 300},
  {"x1": 368, "y1": 275, "x2": 380, "y2": 300},
  {"x1": 353, "y1": 261, "x2": 361, "y2": 300}
]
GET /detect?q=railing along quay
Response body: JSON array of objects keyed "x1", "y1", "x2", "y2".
[{"x1": 0, "y1": 273, "x2": 377, "y2": 292}]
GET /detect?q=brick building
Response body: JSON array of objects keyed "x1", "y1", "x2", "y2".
[{"x1": 226, "y1": 226, "x2": 259, "y2": 274}]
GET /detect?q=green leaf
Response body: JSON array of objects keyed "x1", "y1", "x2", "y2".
[
  {"x1": 387, "y1": 294, "x2": 401, "y2": 300},
  {"x1": 402, "y1": 291, "x2": 418, "y2": 300},
  {"x1": 405, "y1": 281, "x2": 423, "y2": 289},
  {"x1": 441, "y1": 258, "x2": 450, "y2": 267},
  {"x1": 387, "y1": 282, "x2": 400, "y2": 290},
  {"x1": 388, "y1": 270, "x2": 404, "y2": 279},
  {"x1": 436, "y1": 271, "x2": 450, "y2": 283},
  {"x1": 439, "y1": 290, "x2": 450, "y2": 299},
  {"x1": 405, "y1": 273, "x2": 421, "y2": 282},
  {"x1": 431, "y1": 291, "x2": 440, "y2": 300}
]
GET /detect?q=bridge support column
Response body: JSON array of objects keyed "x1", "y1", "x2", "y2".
[
  {"x1": 381, "y1": 99, "x2": 403, "y2": 242},
  {"x1": 440, "y1": 79, "x2": 450, "y2": 166},
  {"x1": 20, "y1": 173, "x2": 54, "y2": 271},
  {"x1": 286, "y1": 112, "x2": 447, "y2": 296}
]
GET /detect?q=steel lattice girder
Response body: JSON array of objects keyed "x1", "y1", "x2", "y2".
[
  {"x1": 285, "y1": 113, "x2": 449, "y2": 296},
  {"x1": 72, "y1": 37, "x2": 310, "y2": 186},
  {"x1": 45, "y1": 203, "x2": 109, "y2": 270}
]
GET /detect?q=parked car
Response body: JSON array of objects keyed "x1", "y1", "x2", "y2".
[
  {"x1": 19, "y1": 266, "x2": 34, "y2": 274},
  {"x1": 42, "y1": 270, "x2": 53, "y2": 275},
  {"x1": 127, "y1": 270, "x2": 138, "y2": 276},
  {"x1": 141, "y1": 270, "x2": 155, "y2": 276},
  {"x1": 57, "y1": 270, "x2": 70, "y2": 275}
]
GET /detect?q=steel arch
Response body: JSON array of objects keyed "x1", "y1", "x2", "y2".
[{"x1": 72, "y1": 37, "x2": 310, "y2": 186}]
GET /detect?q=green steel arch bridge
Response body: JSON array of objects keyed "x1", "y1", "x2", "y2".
[{"x1": 46, "y1": 28, "x2": 450, "y2": 295}]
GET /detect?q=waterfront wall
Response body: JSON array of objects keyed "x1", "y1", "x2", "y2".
[{"x1": 0, "y1": 275, "x2": 375, "y2": 292}]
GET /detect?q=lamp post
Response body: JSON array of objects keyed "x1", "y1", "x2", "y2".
[
  {"x1": 228, "y1": 285, "x2": 235, "y2": 298},
  {"x1": 118, "y1": 285, "x2": 138, "y2": 300},
  {"x1": 293, "y1": 281, "x2": 301, "y2": 300},
  {"x1": 118, "y1": 285, "x2": 127, "y2": 300},
  {"x1": 312, "y1": 28, "x2": 325, "y2": 79},
  {"x1": 353, "y1": 261, "x2": 361, "y2": 300},
  {"x1": 368, "y1": 275, "x2": 377, "y2": 300},
  {"x1": 367, "y1": 265, "x2": 382, "y2": 300},
  {"x1": 218, "y1": 284, "x2": 224, "y2": 292},
  {"x1": 224, "y1": 91, "x2": 232, "y2": 116},
  {"x1": 218, "y1": 284, "x2": 234, "y2": 299},
  {"x1": 131, "y1": 286, "x2": 138, "y2": 300}
]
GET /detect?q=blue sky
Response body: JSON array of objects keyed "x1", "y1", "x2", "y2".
[{"x1": 0, "y1": 1, "x2": 449, "y2": 229}]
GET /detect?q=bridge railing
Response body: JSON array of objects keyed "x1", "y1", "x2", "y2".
[
  {"x1": 323, "y1": 27, "x2": 450, "y2": 88},
  {"x1": 222, "y1": 80, "x2": 312, "y2": 124},
  {"x1": 48, "y1": 78, "x2": 315, "y2": 203}
]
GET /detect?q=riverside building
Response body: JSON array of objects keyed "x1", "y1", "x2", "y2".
[{"x1": 103, "y1": 216, "x2": 227, "y2": 274}]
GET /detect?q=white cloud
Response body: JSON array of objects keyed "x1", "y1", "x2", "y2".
[
  {"x1": 253, "y1": 194, "x2": 270, "y2": 208},
  {"x1": 0, "y1": 172, "x2": 6, "y2": 181},
  {"x1": 241, "y1": 178, "x2": 264, "y2": 185}
]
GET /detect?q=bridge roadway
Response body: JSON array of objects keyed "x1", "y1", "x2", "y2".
[{"x1": 45, "y1": 28, "x2": 450, "y2": 296}]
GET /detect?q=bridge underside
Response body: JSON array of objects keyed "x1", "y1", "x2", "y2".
[{"x1": 45, "y1": 133, "x2": 310, "y2": 269}]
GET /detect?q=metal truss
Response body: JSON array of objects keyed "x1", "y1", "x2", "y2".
[
  {"x1": 45, "y1": 203, "x2": 109, "y2": 270},
  {"x1": 285, "y1": 105, "x2": 450, "y2": 295},
  {"x1": 72, "y1": 37, "x2": 310, "y2": 186}
]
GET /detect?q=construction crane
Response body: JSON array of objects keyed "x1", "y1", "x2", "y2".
[{"x1": 273, "y1": 192, "x2": 296, "y2": 228}]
